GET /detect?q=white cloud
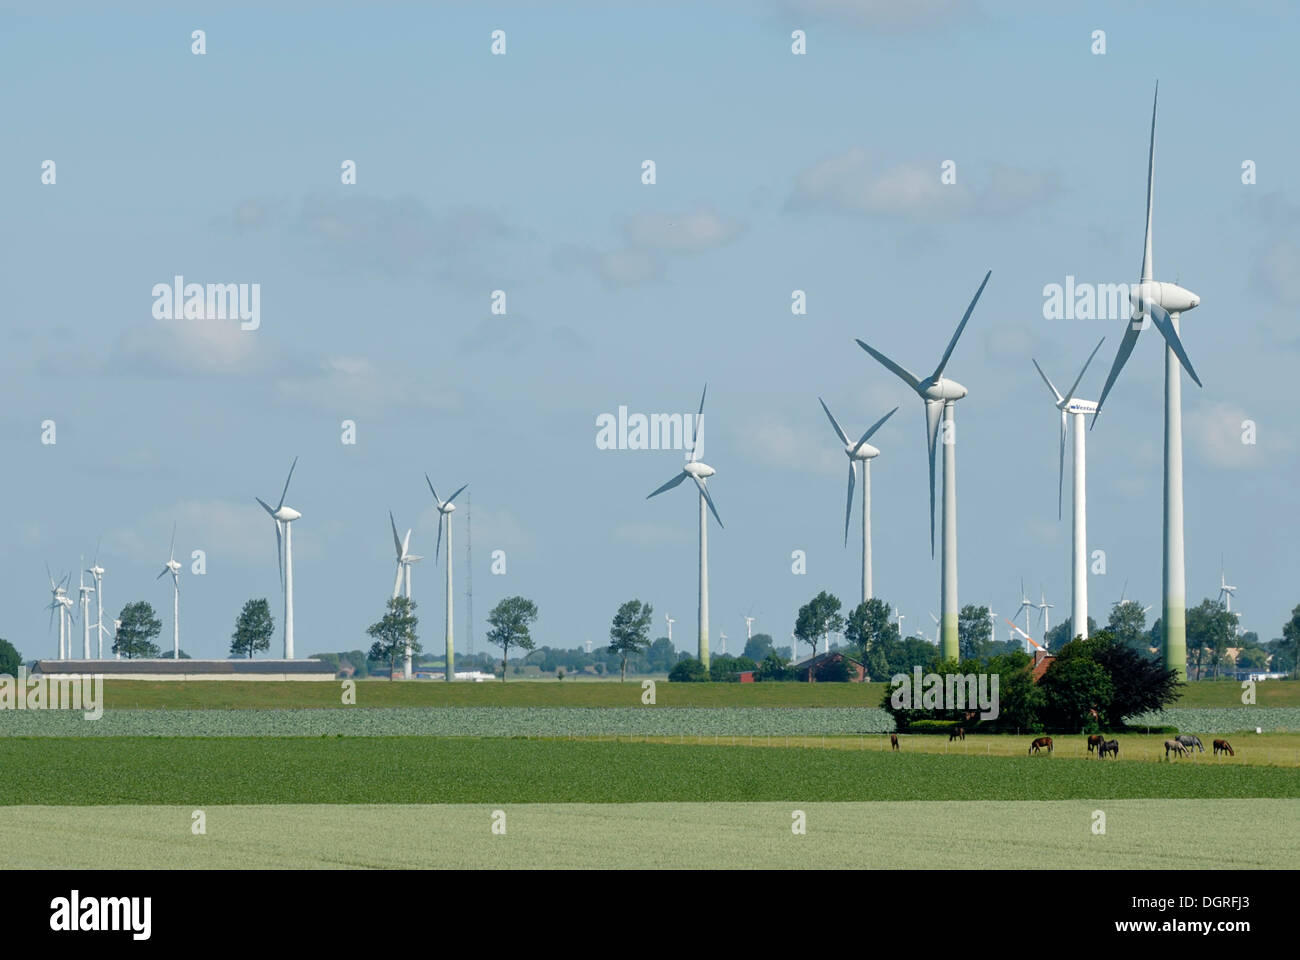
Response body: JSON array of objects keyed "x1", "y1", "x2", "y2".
[
  {"x1": 276, "y1": 355, "x2": 458, "y2": 416},
  {"x1": 104, "y1": 318, "x2": 270, "y2": 377}
]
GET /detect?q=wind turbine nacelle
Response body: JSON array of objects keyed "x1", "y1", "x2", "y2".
[
  {"x1": 1131, "y1": 281, "x2": 1200, "y2": 315},
  {"x1": 684, "y1": 461, "x2": 715, "y2": 479},
  {"x1": 923, "y1": 378, "x2": 967, "y2": 401},
  {"x1": 440, "y1": 502, "x2": 456, "y2": 514},
  {"x1": 274, "y1": 506, "x2": 302, "y2": 521},
  {"x1": 848, "y1": 442, "x2": 880, "y2": 460},
  {"x1": 1064, "y1": 399, "x2": 1098, "y2": 415}
]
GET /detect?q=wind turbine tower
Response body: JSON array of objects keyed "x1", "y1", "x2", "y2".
[
  {"x1": 666, "y1": 615, "x2": 674, "y2": 644},
  {"x1": 1093, "y1": 84, "x2": 1204, "y2": 681},
  {"x1": 1218, "y1": 560, "x2": 1239, "y2": 636},
  {"x1": 426, "y1": 476, "x2": 468, "y2": 681},
  {"x1": 78, "y1": 565, "x2": 95, "y2": 659},
  {"x1": 858, "y1": 271, "x2": 991, "y2": 660},
  {"x1": 389, "y1": 512, "x2": 422, "y2": 679},
  {"x1": 744, "y1": 616, "x2": 755, "y2": 640},
  {"x1": 156, "y1": 525, "x2": 182, "y2": 658},
  {"x1": 647, "y1": 385, "x2": 723, "y2": 669},
  {"x1": 1032, "y1": 338, "x2": 1104, "y2": 642},
  {"x1": 87, "y1": 554, "x2": 107, "y2": 658}
]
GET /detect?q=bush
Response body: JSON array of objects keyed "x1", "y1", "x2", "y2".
[
  {"x1": 669, "y1": 658, "x2": 709, "y2": 682},
  {"x1": 709, "y1": 655, "x2": 757, "y2": 682},
  {"x1": 755, "y1": 651, "x2": 795, "y2": 682},
  {"x1": 815, "y1": 658, "x2": 851, "y2": 683},
  {"x1": 0, "y1": 638, "x2": 21, "y2": 677},
  {"x1": 903, "y1": 719, "x2": 967, "y2": 735}
]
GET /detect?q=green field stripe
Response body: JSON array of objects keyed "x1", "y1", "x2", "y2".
[
  {"x1": 1, "y1": 738, "x2": 1296, "y2": 806},
  {"x1": 1, "y1": 800, "x2": 1296, "y2": 869}
]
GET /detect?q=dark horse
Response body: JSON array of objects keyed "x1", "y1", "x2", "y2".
[
  {"x1": 1087, "y1": 734, "x2": 1105, "y2": 753},
  {"x1": 1213, "y1": 738, "x2": 1235, "y2": 756},
  {"x1": 1029, "y1": 736, "x2": 1053, "y2": 755},
  {"x1": 1098, "y1": 739, "x2": 1119, "y2": 759},
  {"x1": 949, "y1": 727, "x2": 965, "y2": 742},
  {"x1": 1176, "y1": 734, "x2": 1204, "y2": 753},
  {"x1": 890, "y1": 733, "x2": 899, "y2": 751}
]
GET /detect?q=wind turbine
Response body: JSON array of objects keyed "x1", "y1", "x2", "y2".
[
  {"x1": 744, "y1": 615, "x2": 755, "y2": 640},
  {"x1": 647, "y1": 384, "x2": 722, "y2": 670},
  {"x1": 720, "y1": 631, "x2": 728, "y2": 656},
  {"x1": 1004, "y1": 617, "x2": 1048, "y2": 656},
  {"x1": 87, "y1": 546, "x2": 107, "y2": 659},
  {"x1": 156, "y1": 524, "x2": 182, "y2": 658},
  {"x1": 1037, "y1": 587, "x2": 1054, "y2": 635},
  {"x1": 665, "y1": 615, "x2": 675, "y2": 644},
  {"x1": 1014, "y1": 579, "x2": 1035, "y2": 638},
  {"x1": 928, "y1": 611, "x2": 940, "y2": 646},
  {"x1": 1218, "y1": 558, "x2": 1239, "y2": 636},
  {"x1": 817, "y1": 398, "x2": 898, "y2": 604},
  {"x1": 1092, "y1": 83, "x2": 1204, "y2": 681},
  {"x1": 1032, "y1": 338, "x2": 1105, "y2": 642},
  {"x1": 426, "y1": 476, "x2": 468, "y2": 682},
  {"x1": 987, "y1": 607, "x2": 999, "y2": 648},
  {"x1": 256, "y1": 456, "x2": 301, "y2": 659},
  {"x1": 77, "y1": 564, "x2": 95, "y2": 659},
  {"x1": 857, "y1": 270, "x2": 991, "y2": 660},
  {"x1": 46, "y1": 566, "x2": 69, "y2": 659},
  {"x1": 389, "y1": 512, "x2": 422, "y2": 679},
  {"x1": 893, "y1": 607, "x2": 905, "y2": 636}
]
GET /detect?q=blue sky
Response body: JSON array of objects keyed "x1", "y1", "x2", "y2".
[{"x1": 2, "y1": 0, "x2": 1297, "y2": 661}]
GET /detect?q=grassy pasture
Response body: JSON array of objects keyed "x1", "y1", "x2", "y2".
[
  {"x1": 1, "y1": 737, "x2": 1296, "y2": 806},
  {"x1": 1, "y1": 799, "x2": 1294, "y2": 869}
]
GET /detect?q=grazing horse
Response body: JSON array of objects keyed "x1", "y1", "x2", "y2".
[
  {"x1": 1164, "y1": 739, "x2": 1188, "y2": 759},
  {"x1": 1029, "y1": 736, "x2": 1053, "y2": 755},
  {"x1": 1213, "y1": 738, "x2": 1235, "y2": 757},
  {"x1": 949, "y1": 727, "x2": 965, "y2": 742},
  {"x1": 1098, "y1": 739, "x2": 1119, "y2": 759},
  {"x1": 1176, "y1": 734, "x2": 1204, "y2": 753},
  {"x1": 1087, "y1": 734, "x2": 1105, "y2": 754},
  {"x1": 890, "y1": 733, "x2": 899, "y2": 751}
]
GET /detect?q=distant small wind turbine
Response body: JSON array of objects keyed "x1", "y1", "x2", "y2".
[
  {"x1": 46, "y1": 566, "x2": 70, "y2": 659},
  {"x1": 389, "y1": 511, "x2": 422, "y2": 678},
  {"x1": 1037, "y1": 587, "x2": 1054, "y2": 634},
  {"x1": 1014, "y1": 580, "x2": 1035, "y2": 637},
  {"x1": 256, "y1": 456, "x2": 302, "y2": 659},
  {"x1": 426, "y1": 475, "x2": 468, "y2": 682},
  {"x1": 87, "y1": 545, "x2": 108, "y2": 659},
  {"x1": 77, "y1": 563, "x2": 95, "y2": 659},
  {"x1": 665, "y1": 615, "x2": 675, "y2": 643}
]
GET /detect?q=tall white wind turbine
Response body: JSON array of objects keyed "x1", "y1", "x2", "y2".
[
  {"x1": 744, "y1": 615, "x2": 755, "y2": 640},
  {"x1": 1036, "y1": 587, "x2": 1054, "y2": 635},
  {"x1": 1218, "y1": 558, "x2": 1239, "y2": 636},
  {"x1": 389, "y1": 511, "x2": 422, "y2": 679},
  {"x1": 647, "y1": 384, "x2": 722, "y2": 670},
  {"x1": 665, "y1": 615, "x2": 675, "y2": 643},
  {"x1": 817, "y1": 398, "x2": 898, "y2": 605},
  {"x1": 256, "y1": 457, "x2": 301, "y2": 659},
  {"x1": 1092, "y1": 83, "x2": 1203, "y2": 681},
  {"x1": 426, "y1": 476, "x2": 468, "y2": 682},
  {"x1": 1032, "y1": 338, "x2": 1104, "y2": 641},
  {"x1": 156, "y1": 525, "x2": 182, "y2": 658},
  {"x1": 77, "y1": 564, "x2": 95, "y2": 659},
  {"x1": 46, "y1": 566, "x2": 69, "y2": 659},
  {"x1": 87, "y1": 547, "x2": 107, "y2": 659},
  {"x1": 1014, "y1": 579, "x2": 1035, "y2": 637},
  {"x1": 857, "y1": 270, "x2": 991, "y2": 660}
]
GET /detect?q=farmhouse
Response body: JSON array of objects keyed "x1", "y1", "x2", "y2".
[{"x1": 793, "y1": 650, "x2": 867, "y2": 682}]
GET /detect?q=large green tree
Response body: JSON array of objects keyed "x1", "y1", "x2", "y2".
[
  {"x1": 1105, "y1": 601, "x2": 1151, "y2": 655},
  {"x1": 1051, "y1": 630, "x2": 1180, "y2": 728},
  {"x1": 1038, "y1": 658, "x2": 1114, "y2": 732},
  {"x1": 0, "y1": 638, "x2": 21, "y2": 676},
  {"x1": 1186, "y1": 599, "x2": 1235, "y2": 679},
  {"x1": 957, "y1": 604, "x2": 993, "y2": 661},
  {"x1": 113, "y1": 602, "x2": 161, "y2": 659},
  {"x1": 486, "y1": 596, "x2": 538, "y2": 680},
  {"x1": 646, "y1": 636, "x2": 676, "y2": 672},
  {"x1": 793, "y1": 591, "x2": 843, "y2": 677},
  {"x1": 366, "y1": 596, "x2": 419, "y2": 680},
  {"x1": 1281, "y1": 605, "x2": 1300, "y2": 679},
  {"x1": 230, "y1": 598, "x2": 275, "y2": 659},
  {"x1": 844, "y1": 598, "x2": 896, "y2": 680},
  {"x1": 608, "y1": 599, "x2": 654, "y2": 681},
  {"x1": 742, "y1": 632, "x2": 774, "y2": 662}
]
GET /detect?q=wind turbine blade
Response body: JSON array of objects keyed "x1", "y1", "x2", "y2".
[
  {"x1": 435, "y1": 515, "x2": 444, "y2": 565},
  {"x1": 393, "y1": 563, "x2": 404, "y2": 598},
  {"x1": 1062, "y1": 337, "x2": 1106, "y2": 405},
  {"x1": 818, "y1": 397, "x2": 849, "y2": 446},
  {"x1": 646, "y1": 471, "x2": 689, "y2": 499},
  {"x1": 843, "y1": 461, "x2": 856, "y2": 547},
  {"x1": 690, "y1": 384, "x2": 708, "y2": 461},
  {"x1": 156, "y1": 568, "x2": 169, "y2": 580},
  {"x1": 925, "y1": 399, "x2": 943, "y2": 556},
  {"x1": 1031, "y1": 359, "x2": 1064, "y2": 404},
  {"x1": 277, "y1": 456, "x2": 299, "y2": 510},
  {"x1": 931, "y1": 270, "x2": 992, "y2": 380},
  {"x1": 92, "y1": 536, "x2": 101, "y2": 567},
  {"x1": 1058, "y1": 409, "x2": 1067, "y2": 521},
  {"x1": 168, "y1": 522, "x2": 176, "y2": 562},
  {"x1": 389, "y1": 511, "x2": 404, "y2": 558},
  {"x1": 424, "y1": 473, "x2": 442, "y2": 508},
  {"x1": 1141, "y1": 82, "x2": 1157, "y2": 283},
  {"x1": 46, "y1": 562, "x2": 55, "y2": 589},
  {"x1": 445, "y1": 483, "x2": 468, "y2": 505},
  {"x1": 855, "y1": 405, "x2": 898, "y2": 448},
  {"x1": 692, "y1": 476, "x2": 724, "y2": 529},
  {"x1": 1091, "y1": 321, "x2": 1141, "y2": 428},
  {"x1": 1145, "y1": 300, "x2": 1202, "y2": 387},
  {"x1": 256, "y1": 496, "x2": 276, "y2": 517},
  {"x1": 856, "y1": 340, "x2": 922, "y2": 392}
]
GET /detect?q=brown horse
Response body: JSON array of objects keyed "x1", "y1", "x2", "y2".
[
  {"x1": 949, "y1": 727, "x2": 965, "y2": 742},
  {"x1": 1029, "y1": 736, "x2": 1053, "y2": 755},
  {"x1": 890, "y1": 733, "x2": 899, "y2": 751},
  {"x1": 1087, "y1": 734, "x2": 1105, "y2": 753},
  {"x1": 1164, "y1": 739, "x2": 1188, "y2": 759},
  {"x1": 1098, "y1": 739, "x2": 1119, "y2": 759},
  {"x1": 1213, "y1": 738, "x2": 1235, "y2": 757}
]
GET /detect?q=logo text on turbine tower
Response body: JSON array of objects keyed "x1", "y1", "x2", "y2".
[
  {"x1": 151, "y1": 275, "x2": 261, "y2": 330},
  {"x1": 595, "y1": 407, "x2": 703, "y2": 456}
]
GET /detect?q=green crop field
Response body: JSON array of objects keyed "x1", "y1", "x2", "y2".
[
  {"x1": 1, "y1": 799, "x2": 1294, "y2": 869},
  {"x1": 1, "y1": 737, "x2": 1297, "y2": 806},
  {"x1": 89, "y1": 677, "x2": 1299, "y2": 710}
]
